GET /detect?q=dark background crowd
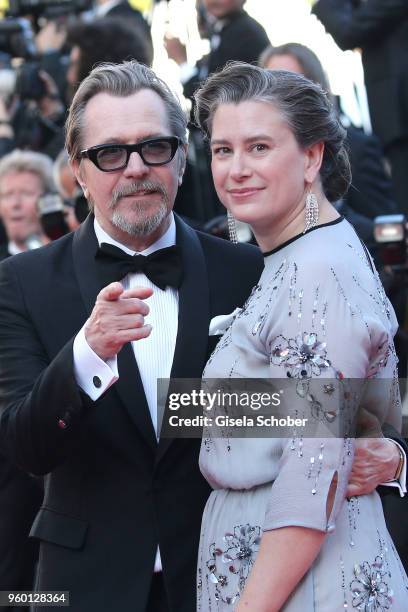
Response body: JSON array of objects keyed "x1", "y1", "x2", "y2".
[{"x1": 0, "y1": 0, "x2": 407, "y2": 607}]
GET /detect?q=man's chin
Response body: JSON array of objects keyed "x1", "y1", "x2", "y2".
[{"x1": 111, "y1": 206, "x2": 169, "y2": 238}]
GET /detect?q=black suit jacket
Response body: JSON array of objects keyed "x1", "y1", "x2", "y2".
[
  {"x1": 312, "y1": 0, "x2": 408, "y2": 147},
  {"x1": 346, "y1": 124, "x2": 397, "y2": 220},
  {"x1": 0, "y1": 454, "x2": 43, "y2": 611},
  {"x1": 0, "y1": 214, "x2": 263, "y2": 612},
  {"x1": 0, "y1": 246, "x2": 44, "y2": 612}
]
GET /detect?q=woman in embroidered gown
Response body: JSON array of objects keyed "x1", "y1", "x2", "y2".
[{"x1": 193, "y1": 64, "x2": 408, "y2": 611}]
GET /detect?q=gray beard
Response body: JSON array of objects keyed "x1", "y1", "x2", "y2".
[
  {"x1": 108, "y1": 180, "x2": 170, "y2": 237},
  {"x1": 111, "y1": 201, "x2": 168, "y2": 237}
]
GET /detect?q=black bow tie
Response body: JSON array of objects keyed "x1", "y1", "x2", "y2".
[{"x1": 95, "y1": 242, "x2": 183, "y2": 290}]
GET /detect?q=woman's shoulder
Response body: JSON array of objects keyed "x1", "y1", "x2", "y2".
[
  {"x1": 266, "y1": 218, "x2": 373, "y2": 281},
  {"x1": 259, "y1": 217, "x2": 396, "y2": 340}
]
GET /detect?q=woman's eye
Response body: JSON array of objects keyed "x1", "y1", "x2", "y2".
[
  {"x1": 212, "y1": 147, "x2": 231, "y2": 156},
  {"x1": 252, "y1": 143, "x2": 268, "y2": 152}
]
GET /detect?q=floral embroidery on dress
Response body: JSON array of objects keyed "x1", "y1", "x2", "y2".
[
  {"x1": 350, "y1": 556, "x2": 393, "y2": 610},
  {"x1": 270, "y1": 332, "x2": 331, "y2": 379},
  {"x1": 205, "y1": 524, "x2": 261, "y2": 606}
]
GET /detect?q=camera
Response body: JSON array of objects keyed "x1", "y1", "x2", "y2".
[
  {"x1": 38, "y1": 192, "x2": 88, "y2": 240},
  {"x1": 374, "y1": 214, "x2": 407, "y2": 268},
  {"x1": 0, "y1": 18, "x2": 36, "y2": 59}
]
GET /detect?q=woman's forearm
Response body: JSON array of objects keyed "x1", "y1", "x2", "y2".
[{"x1": 236, "y1": 526, "x2": 326, "y2": 612}]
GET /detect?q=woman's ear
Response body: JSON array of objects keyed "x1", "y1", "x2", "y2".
[{"x1": 304, "y1": 141, "x2": 325, "y2": 184}]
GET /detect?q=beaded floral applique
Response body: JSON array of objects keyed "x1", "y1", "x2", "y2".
[
  {"x1": 204, "y1": 524, "x2": 261, "y2": 607},
  {"x1": 350, "y1": 555, "x2": 393, "y2": 610},
  {"x1": 270, "y1": 332, "x2": 331, "y2": 379}
]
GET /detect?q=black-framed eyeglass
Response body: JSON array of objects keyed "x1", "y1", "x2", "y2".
[{"x1": 79, "y1": 136, "x2": 181, "y2": 172}]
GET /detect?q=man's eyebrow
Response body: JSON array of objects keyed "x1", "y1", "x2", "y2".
[
  {"x1": 92, "y1": 133, "x2": 171, "y2": 146},
  {"x1": 210, "y1": 134, "x2": 275, "y2": 145}
]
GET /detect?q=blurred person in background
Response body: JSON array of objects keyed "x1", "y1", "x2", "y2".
[
  {"x1": 0, "y1": 67, "x2": 66, "y2": 160},
  {"x1": 259, "y1": 42, "x2": 397, "y2": 259},
  {"x1": 312, "y1": 0, "x2": 408, "y2": 217},
  {"x1": 65, "y1": 17, "x2": 153, "y2": 102},
  {"x1": 165, "y1": 0, "x2": 270, "y2": 100},
  {"x1": 0, "y1": 16, "x2": 67, "y2": 160},
  {"x1": 93, "y1": 0, "x2": 153, "y2": 60},
  {"x1": 0, "y1": 149, "x2": 54, "y2": 260}
]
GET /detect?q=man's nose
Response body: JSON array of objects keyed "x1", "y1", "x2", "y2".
[{"x1": 123, "y1": 151, "x2": 150, "y2": 178}]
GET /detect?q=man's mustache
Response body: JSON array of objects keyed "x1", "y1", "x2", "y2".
[{"x1": 109, "y1": 181, "x2": 168, "y2": 208}]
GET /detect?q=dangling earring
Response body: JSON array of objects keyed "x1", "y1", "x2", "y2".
[
  {"x1": 227, "y1": 210, "x2": 238, "y2": 244},
  {"x1": 304, "y1": 190, "x2": 319, "y2": 234}
]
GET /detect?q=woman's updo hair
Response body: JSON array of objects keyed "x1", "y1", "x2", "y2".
[{"x1": 194, "y1": 62, "x2": 351, "y2": 203}]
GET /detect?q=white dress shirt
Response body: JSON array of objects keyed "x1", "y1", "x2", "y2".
[{"x1": 73, "y1": 214, "x2": 179, "y2": 571}]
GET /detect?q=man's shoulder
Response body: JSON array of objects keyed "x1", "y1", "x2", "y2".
[
  {"x1": 196, "y1": 229, "x2": 263, "y2": 273},
  {"x1": 0, "y1": 232, "x2": 75, "y2": 276}
]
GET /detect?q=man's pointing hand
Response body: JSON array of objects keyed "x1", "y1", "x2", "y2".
[{"x1": 85, "y1": 282, "x2": 153, "y2": 360}]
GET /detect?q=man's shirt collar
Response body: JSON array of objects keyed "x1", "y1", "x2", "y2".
[{"x1": 94, "y1": 213, "x2": 176, "y2": 256}]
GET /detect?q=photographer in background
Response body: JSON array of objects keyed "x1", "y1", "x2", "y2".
[
  {"x1": 0, "y1": 16, "x2": 67, "y2": 159},
  {"x1": 0, "y1": 149, "x2": 53, "y2": 260}
]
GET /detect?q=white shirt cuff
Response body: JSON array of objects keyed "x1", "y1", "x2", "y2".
[
  {"x1": 73, "y1": 325, "x2": 119, "y2": 401},
  {"x1": 381, "y1": 439, "x2": 407, "y2": 497}
]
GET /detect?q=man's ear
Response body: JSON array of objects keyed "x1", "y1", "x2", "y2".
[
  {"x1": 304, "y1": 141, "x2": 324, "y2": 184},
  {"x1": 178, "y1": 144, "x2": 188, "y2": 186},
  {"x1": 70, "y1": 159, "x2": 89, "y2": 199}
]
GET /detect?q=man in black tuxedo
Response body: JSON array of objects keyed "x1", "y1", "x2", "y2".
[
  {"x1": 0, "y1": 60, "x2": 406, "y2": 612},
  {"x1": 0, "y1": 60, "x2": 263, "y2": 612},
  {"x1": 312, "y1": 0, "x2": 408, "y2": 214}
]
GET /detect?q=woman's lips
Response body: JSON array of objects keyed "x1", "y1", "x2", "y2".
[{"x1": 228, "y1": 187, "x2": 265, "y2": 198}]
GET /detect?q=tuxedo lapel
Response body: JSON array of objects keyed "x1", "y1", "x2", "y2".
[
  {"x1": 157, "y1": 217, "x2": 210, "y2": 460},
  {"x1": 72, "y1": 215, "x2": 157, "y2": 450}
]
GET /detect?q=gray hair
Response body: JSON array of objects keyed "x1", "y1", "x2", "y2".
[
  {"x1": 65, "y1": 60, "x2": 188, "y2": 162},
  {"x1": 0, "y1": 149, "x2": 55, "y2": 193},
  {"x1": 194, "y1": 62, "x2": 351, "y2": 203}
]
